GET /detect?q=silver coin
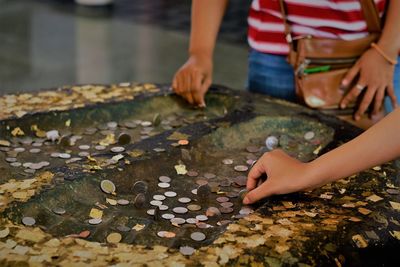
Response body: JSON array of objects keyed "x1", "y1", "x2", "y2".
[
  {"x1": 195, "y1": 215, "x2": 208, "y2": 222},
  {"x1": 117, "y1": 225, "x2": 131, "y2": 232},
  {"x1": 88, "y1": 218, "x2": 102, "y2": 225},
  {"x1": 180, "y1": 246, "x2": 195, "y2": 256},
  {"x1": 304, "y1": 131, "x2": 315, "y2": 140},
  {"x1": 79, "y1": 145, "x2": 90, "y2": 150},
  {"x1": 153, "y1": 195, "x2": 166, "y2": 201},
  {"x1": 204, "y1": 173, "x2": 216, "y2": 179},
  {"x1": 222, "y1": 159, "x2": 233, "y2": 165},
  {"x1": 117, "y1": 199, "x2": 130, "y2": 205},
  {"x1": 153, "y1": 148, "x2": 165, "y2": 153},
  {"x1": 22, "y1": 217, "x2": 36, "y2": 226},
  {"x1": 59, "y1": 153, "x2": 71, "y2": 159},
  {"x1": 111, "y1": 147, "x2": 125, "y2": 153},
  {"x1": 234, "y1": 165, "x2": 248, "y2": 172},
  {"x1": 191, "y1": 189, "x2": 198, "y2": 195},
  {"x1": 10, "y1": 162, "x2": 22, "y2": 167},
  {"x1": 52, "y1": 207, "x2": 66, "y2": 215},
  {"x1": 216, "y1": 197, "x2": 229, "y2": 203},
  {"x1": 178, "y1": 197, "x2": 191, "y2": 204},
  {"x1": 159, "y1": 176, "x2": 171, "y2": 183},
  {"x1": 170, "y1": 217, "x2": 186, "y2": 225},
  {"x1": 24, "y1": 169, "x2": 35, "y2": 174},
  {"x1": 141, "y1": 121, "x2": 152, "y2": 127},
  {"x1": 32, "y1": 142, "x2": 43, "y2": 147},
  {"x1": 95, "y1": 145, "x2": 106, "y2": 151},
  {"x1": 158, "y1": 182, "x2": 170, "y2": 189},
  {"x1": 150, "y1": 200, "x2": 163, "y2": 206},
  {"x1": 196, "y1": 222, "x2": 212, "y2": 229},
  {"x1": 220, "y1": 202, "x2": 234, "y2": 208},
  {"x1": 29, "y1": 163, "x2": 43, "y2": 170},
  {"x1": 5, "y1": 157, "x2": 17, "y2": 163},
  {"x1": 78, "y1": 152, "x2": 90, "y2": 157},
  {"x1": 186, "y1": 218, "x2": 198, "y2": 224},
  {"x1": 164, "y1": 191, "x2": 177, "y2": 197},
  {"x1": 266, "y1": 136, "x2": 279, "y2": 150},
  {"x1": 159, "y1": 205, "x2": 169, "y2": 211},
  {"x1": 187, "y1": 204, "x2": 201, "y2": 211},
  {"x1": 124, "y1": 122, "x2": 138, "y2": 129},
  {"x1": 50, "y1": 152, "x2": 61, "y2": 158},
  {"x1": 239, "y1": 207, "x2": 254, "y2": 215},
  {"x1": 190, "y1": 232, "x2": 206, "y2": 241},
  {"x1": 147, "y1": 209, "x2": 155, "y2": 216},
  {"x1": 133, "y1": 181, "x2": 148, "y2": 194},
  {"x1": 161, "y1": 213, "x2": 175, "y2": 220},
  {"x1": 107, "y1": 122, "x2": 118, "y2": 129},
  {"x1": 66, "y1": 157, "x2": 82, "y2": 164},
  {"x1": 29, "y1": 148, "x2": 41, "y2": 154},
  {"x1": 173, "y1": 207, "x2": 188, "y2": 214},
  {"x1": 14, "y1": 147, "x2": 25, "y2": 153}
]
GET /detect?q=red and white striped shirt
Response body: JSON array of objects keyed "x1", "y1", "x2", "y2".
[{"x1": 248, "y1": 0, "x2": 386, "y2": 55}]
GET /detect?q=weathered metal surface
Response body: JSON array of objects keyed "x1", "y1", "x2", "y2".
[{"x1": 0, "y1": 83, "x2": 399, "y2": 266}]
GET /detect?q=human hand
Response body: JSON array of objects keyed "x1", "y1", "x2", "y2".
[
  {"x1": 340, "y1": 48, "x2": 397, "y2": 121},
  {"x1": 243, "y1": 150, "x2": 319, "y2": 205},
  {"x1": 172, "y1": 54, "x2": 213, "y2": 107}
]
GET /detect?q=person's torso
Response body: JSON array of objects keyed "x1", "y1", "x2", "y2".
[{"x1": 248, "y1": 0, "x2": 386, "y2": 54}]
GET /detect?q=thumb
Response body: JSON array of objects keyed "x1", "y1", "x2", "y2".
[{"x1": 243, "y1": 179, "x2": 275, "y2": 204}]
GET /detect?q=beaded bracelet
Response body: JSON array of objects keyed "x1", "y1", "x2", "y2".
[{"x1": 371, "y1": 43, "x2": 398, "y2": 65}]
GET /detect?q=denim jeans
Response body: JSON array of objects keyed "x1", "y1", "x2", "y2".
[{"x1": 247, "y1": 49, "x2": 400, "y2": 113}]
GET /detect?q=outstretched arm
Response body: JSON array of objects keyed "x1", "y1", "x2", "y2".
[{"x1": 244, "y1": 107, "x2": 400, "y2": 204}]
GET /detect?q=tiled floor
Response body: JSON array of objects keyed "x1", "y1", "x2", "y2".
[{"x1": 0, "y1": 0, "x2": 250, "y2": 94}]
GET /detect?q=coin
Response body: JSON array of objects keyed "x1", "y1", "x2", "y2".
[
  {"x1": 220, "y1": 207, "x2": 234, "y2": 214},
  {"x1": 79, "y1": 230, "x2": 91, "y2": 238},
  {"x1": 100, "y1": 180, "x2": 116, "y2": 194},
  {"x1": 164, "y1": 191, "x2": 177, "y2": 198},
  {"x1": 239, "y1": 189, "x2": 248, "y2": 200},
  {"x1": 107, "y1": 122, "x2": 118, "y2": 129},
  {"x1": 204, "y1": 173, "x2": 216, "y2": 179},
  {"x1": 220, "y1": 202, "x2": 234, "y2": 208},
  {"x1": 265, "y1": 136, "x2": 279, "y2": 150},
  {"x1": 150, "y1": 200, "x2": 162, "y2": 206},
  {"x1": 52, "y1": 207, "x2": 66, "y2": 215},
  {"x1": 14, "y1": 147, "x2": 25, "y2": 153},
  {"x1": 196, "y1": 222, "x2": 212, "y2": 229},
  {"x1": 180, "y1": 246, "x2": 195, "y2": 256},
  {"x1": 117, "y1": 225, "x2": 131, "y2": 232},
  {"x1": 173, "y1": 207, "x2": 188, "y2": 214},
  {"x1": 124, "y1": 122, "x2": 138, "y2": 129},
  {"x1": 178, "y1": 197, "x2": 191, "y2": 204},
  {"x1": 222, "y1": 158, "x2": 233, "y2": 165},
  {"x1": 132, "y1": 181, "x2": 148, "y2": 194},
  {"x1": 195, "y1": 215, "x2": 208, "y2": 222},
  {"x1": 118, "y1": 133, "x2": 131, "y2": 145},
  {"x1": 159, "y1": 205, "x2": 169, "y2": 211},
  {"x1": 78, "y1": 152, "x2": 90, "y2": 157},
  {"x1": 158, "y1": 182, "x2": 170, "y2": 189},
  {"x1": 134, "y1": 193, "x2": 146, "y2": 208},
  {"x1": 234, "y1": 176, "x2": 247, "y2": 187},
  {"x1": 196, "y1": 179, "x2": 208, "y2": 186},
  {"x1": 206, "y1": 207, "x2": 221, "y2": 217},
  {"x1": 186, "y1": 170, "x2": 199, "y2": 177},
  {"x1": 147, "y1": 209, "x2": 155, "y2": 216},
  {"x1": 50, "y1": 152, "x2": 61, "y2": 158},
  {"x1": 32, "y1": 142, "x2": 43, "y2": 147},
  {"x1": 191, "y1": 189, "x2": 198, "y2": 195},
  {"x1": 170, "y1": 218, "x2": 186, "y2": 225},
  {"x1": 88, "y1": 218, "x2": 102, "y2": 225},
  {"x1": 107, "y1": 232, "x2": 122, "y2": 243},
  {"x1": 111, "y1": 146, "x2": 125, "y2": 153},
  {"x1": 157, "y1": 231, "x2": 176, "y2": 238},
  {"x1": 59, "y1": 153, "x2": 71, "y2": 159},
  {"x1": 304, "y1": 131, "x2": 315, "y2": 140},
  {"x1": 190, "y1": 232, "x2": 206, "y2": 241},
  {"x1": 10, "y1": 162, "x2": 22, "y2": 167},
  {"x1": 153, "y1": 148, "x2": 166, "y2": 153},
  {"x1": 159, "y1": 176, "x2": 171, "y2": 183},
  {"x1": 153, "y1": 194, "x2": 166, "y2": 201},
  {"x1": 246, "y1": 146, "x2": 260, "y2": 153},
  {"x1": 216, "y1": 197, "x2": 229, "y2": 203},
  {"x1": 239, "y1": 207, "x2": 254, "y2": 215},
  {"x1": 178, "y1": 139, "x2": 189, "y2": 146},
  {"x1": 5, "y1": 157, "x2": 17, "y2": 163},
  {"x1": 226, "y1": 191, "x2": 239, "y2": 198},
  {"x1": 186, "y1": 218, "x2": 198, "y2": 224},
  {"x1": 141, "y1": 121, "x2": 152, "y2": 127},
  {"x1": 217, "y1": 220, "x2": 232, "y2": 226},
  {"x1": 22, "y1": 217, "x2": 36, "y2": 226},
  {"x1": 79, "y1": 145, "x2": 90, "y2": 150},
  {"x1": 219, "y1": 179, "x2": 232, "y2": 187},
  {"x1": 95, "y1": 145, "x2": 106, "y2": 151},
  {"x1": 161, "y1": 213, "x2": 175, "y2": 220},
  {"x1": 117, "y1": 199, "x2": 129, "y2": 205},
  {"x1": 29, "y1": 148, "x2": 41, "y2": 154},
  {"x1": 234, "y1": 165, "x2": 248, "y2": 172},
  {"x1": 187, "y1": 204, "x2": 201, "y2": 211}
]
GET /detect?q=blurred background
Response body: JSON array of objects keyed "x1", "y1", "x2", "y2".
[{"x1": 0, "y1": 0, "x2": 251, "y2": 94}]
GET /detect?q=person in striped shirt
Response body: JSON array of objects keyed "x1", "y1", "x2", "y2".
[{"x1": 172, "y1": 0, "x2": 400, "y2": 121}]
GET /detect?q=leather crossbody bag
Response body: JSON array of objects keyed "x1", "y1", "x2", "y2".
[{"x1": 278, "y1": 0, "x2": 382, "y2": 113}]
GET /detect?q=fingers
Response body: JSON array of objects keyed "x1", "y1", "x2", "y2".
[
  {"x1": 387, "y1": 84, "x2": 398, "y2": 110},
  {"x1": 243, "y1": 179, "x2": 274, "y2": 204},
  {"x1": 341, "y1": 62, "x2": 360, "y2": 88},
  {"x1": 372, "y1": 86, "x2": 385, "y2": 115},
  {"x1": 354, "y1": 86, "x2": 377, "y2": 120},
  {"x1": 191, "y1": 71, "x2": 205, "y2": 107},
  {"x1": 340, "y1": 64, "x2": 361, "y2": 109},
  {"x1": 340, "y1": 77, "x2": 366, "y2": 109},
  {"x1": 246, "y1": 159, "x2": 265, "y2": 191}
]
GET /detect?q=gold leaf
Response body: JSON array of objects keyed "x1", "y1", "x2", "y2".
[
  {"x1": 352, "y1": 234, "x2": 368, "y2": 248},
  {"x1": 0, "y1": 227, "x2": 10, "y2": 238},
  {"x1": 132, "y1": 224, "x2": 146, "y2": 232},
  {"x1": 167, "y1": 131, "x2": 190, "y2": 141},
  {"x1": 174, "y1": 164, "x2": 187, "y2": 175},
  {"x1": 0, "y1": 140, "x2": 11, "y2": 147},
  {"x1": 389, "y1": 201, "x2": 400, "y2": 211},
  {"x1": 11, "y1": 127, "x2": 24, "y2": 136},
  {"x1": 366, "y1": 194, "x2": 383, "y2": 202},
  {"x1": 16, "y1": 228, "x2": 46, "y2": 243},
  {"x1": 128, "y1": 149, "x2": 144, "y2": 158},
  {"x1": 89, "y1": 208, "x2": 103, "y2": 219}
]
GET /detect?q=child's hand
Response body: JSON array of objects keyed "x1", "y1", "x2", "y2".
[
  {"x1": 172, "y1": 54, "x2": 213, "y2": 107},
  {"x1": 243, "y1": 149, "x2": 318, "y2": 204}
]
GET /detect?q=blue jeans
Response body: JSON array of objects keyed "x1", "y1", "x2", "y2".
[{"x1": 248, "y1": 49, "x2": 400, "y2": 113}]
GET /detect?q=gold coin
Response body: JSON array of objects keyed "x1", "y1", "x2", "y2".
[
  {"x1": 100, "y1": 180, "x2": 116, "y2": 194},
  {"x1": 106, "y1": 232, "x2": 122, "y2": 243}
]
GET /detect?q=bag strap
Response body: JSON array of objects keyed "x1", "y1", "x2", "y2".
[{"x1": 278, "y1": 0, "x2": 382, "y2": 44}]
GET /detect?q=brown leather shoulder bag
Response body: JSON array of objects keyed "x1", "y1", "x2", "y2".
[{"x1": 278, "y1": 0, "x2": 381, "y2": 113}]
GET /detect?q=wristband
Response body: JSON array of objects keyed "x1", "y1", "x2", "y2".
[{"x1": 370, "y1": 43, "x2": 398, "y2": 65}]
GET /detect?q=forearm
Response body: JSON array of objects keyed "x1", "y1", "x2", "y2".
[
  {"x1": 309, "y1": 108, "x2": 400, "y2": 185},
  {"x1": 377, "y1": 0, "x2": 400, "y2": 58},
  {"x1": 189, "y1": 0, "x2": 228, "y2": 57}
]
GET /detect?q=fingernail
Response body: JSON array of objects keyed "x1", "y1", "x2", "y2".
[
  {"x1": 340, "y1": 103, "x2": 346, "y2": 109},
  {"x1": 341, "y1": 80, "x2": 348, "y2": 86},
  {"x1": 355, "y1": 115, "x2": 360, "y2": 121},
  {"x1": 243, "y1": 197, "x2": 250, "y2": 205}
]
